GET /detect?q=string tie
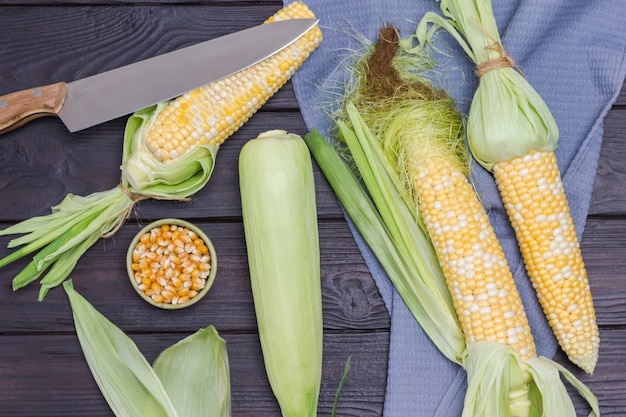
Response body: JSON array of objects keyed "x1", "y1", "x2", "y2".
[{"x1": 100, "y1": 183, "x2": 190, "y2": 238}]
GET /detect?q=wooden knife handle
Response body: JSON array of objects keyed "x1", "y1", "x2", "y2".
[{"x1": 0, "y1": 82, "x2": 67, "y2": 135}]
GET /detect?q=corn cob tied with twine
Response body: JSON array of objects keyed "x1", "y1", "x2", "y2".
[
  {"x1": 407, "y1": 0, "x2": 599, "y2": 374},
  {"x1": 0, "y1": 2, "x2": 322, "y2": 300},
  {"x1": 306, "y1": 25, "x2": 598, "y2": 417}
]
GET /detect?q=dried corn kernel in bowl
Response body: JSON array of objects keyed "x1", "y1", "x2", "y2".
[{"x1": 126, "y1": 219, "x2": 217, "y2": 309}]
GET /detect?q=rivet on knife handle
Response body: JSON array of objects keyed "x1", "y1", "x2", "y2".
[{"x1": 0, "y1": 82, "x2": 67, "y2": 135}]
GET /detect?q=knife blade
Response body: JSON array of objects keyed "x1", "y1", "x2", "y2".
[{"x1": 0, "y1": 18, "x2": 318, "y2": 135}]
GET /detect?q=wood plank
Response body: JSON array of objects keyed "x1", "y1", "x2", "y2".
[
  {"x1": 0, "y1": 220, "x2": 389, "y2": 333},
  {"x1": 588, "y1": 107, "x2": 626, "y2": 216},
  {"x1": 580, "y1": 217, "x2": 626, "y2": 326},
  {"x1": 0, "y1": 110, "x2": 343, "y2": 222},
  {"x1": 0, "y1": 331, "x2": 388, "y2": 417},
  {"x1": 553, "y1": 328, "x2": 626, "y2": 417}
]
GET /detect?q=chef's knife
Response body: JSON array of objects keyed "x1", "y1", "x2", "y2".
[{"x1": 0, "y1": 18, "x2": 318, "y2": 135}]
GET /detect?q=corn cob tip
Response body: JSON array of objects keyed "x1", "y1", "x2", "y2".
[{"x1": 573, "y1": 349, "x2": 598, "y2": 375}]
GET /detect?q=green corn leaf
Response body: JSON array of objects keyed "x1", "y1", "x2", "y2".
[
  {"x1": 461, "y1": 341, "x2": 600, "y2": 417},
  {"x1": 5, "y1": 187, "x2": 132, "y2": 298},
  {"x1": 331, "y1": 356, "x2": 351, "y2": 417},
  {"x1": 153, "y1": 326, "x2": 231, "y2": 417},
  {"x1": 37, "y1": 231, "x2": 101, "y2": 300},
  {"x1": 63, "y1": 281, "x2": 180, "y2": 417}
]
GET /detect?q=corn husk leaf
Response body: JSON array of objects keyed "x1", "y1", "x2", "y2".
[
  {"x1": 462, "y1": 342, "x2": 533, "y2": 417},
  {"x1": 331, "y1": 356, "x2": 352, "y2": 417},
  {"x1": 153, "y1": 326, "x2": 231, "y2": 417},
  {"x1": 462, "y1": 341, "x2": 599, "y2": 417},
  {"x1": 526, "y1": 356, "x2": 599, "y2": 416},
  {"x1": 2, "y1": 188, "x2": 132, "y2": 299},
  {"x1": 64, "y1": 280, "x2": 232, "y2": 417},
  {"x1": 63, "y1": 280, "x2": 180, "y2": 417}
]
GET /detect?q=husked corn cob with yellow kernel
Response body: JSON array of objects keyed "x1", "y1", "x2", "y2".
[
  {"x1": 416, "y1": 157, "x2": 536, "y2": 361},
  {"x1": 493, "y1": 150, "x2": 599, "y2": 373},
  {"x1": 144, "y1": 1, "x2": 322, "y2": 162}
]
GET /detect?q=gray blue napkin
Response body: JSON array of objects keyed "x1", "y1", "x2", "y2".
[{"x1": 284, "y1": 0, "x2": 626, "y2": 415}]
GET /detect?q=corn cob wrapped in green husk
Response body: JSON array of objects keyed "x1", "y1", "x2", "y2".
[{"x1": 239, "y1": 130, "x2": 323, "y2": 417}]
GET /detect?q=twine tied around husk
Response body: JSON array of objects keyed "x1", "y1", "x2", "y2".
[
  {"x1": 476, "y1": 51, "x2": 519, "y2": 77},
  {"x1": 100, "y1": 183, "x2": 191, "y2": 238},
  {"x1": 474, "y1": 27, "x2": 524, "y2": 78}
]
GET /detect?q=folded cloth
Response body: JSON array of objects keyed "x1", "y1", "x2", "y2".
[{"x1": 284, "y1": 0, "x2": 626, "y2": 415}]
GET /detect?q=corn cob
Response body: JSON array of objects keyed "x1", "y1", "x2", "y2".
[
  {"x1": 493, "y1": 149, "x2": 599, "y2": 373},
  {"x1": 239, "y1": 130, "x2": 322, "y2": 417},
  {"x1": 145, "y1": 1, "x2": 322, "y2": 163},
  {"x1": 416, "y1": 156, "x2": 536, "y2": 361}
]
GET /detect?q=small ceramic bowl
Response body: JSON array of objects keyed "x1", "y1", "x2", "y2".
[{"x1": 126, "y1": 218, "x2": 217, "y2": 309}]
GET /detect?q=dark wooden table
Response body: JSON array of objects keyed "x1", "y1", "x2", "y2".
[{"x1": 0, "y1": 2, "x2": 624, "y2": 416}]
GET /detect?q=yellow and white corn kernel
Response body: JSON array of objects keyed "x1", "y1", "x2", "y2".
[
  {"x1": 144, "y1": 1, "x2": 322, "y2": 162},
  {"x1": 416, "y1": 158, "x2": 536, "y2": 361},
  {"x1": 493, "y1": 149, "x2": 599, "y2": 373},
  {"x1": 130, "y1": 224, "x2": 211, "y2": 305}
]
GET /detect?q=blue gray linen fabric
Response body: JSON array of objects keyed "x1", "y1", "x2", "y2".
[{"x1": 283, "y1": 0, "x2": 626, "y2": 415}]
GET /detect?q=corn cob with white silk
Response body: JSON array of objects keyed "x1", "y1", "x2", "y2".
[
  {"x1": 493, "y1": 149, "x2": 599, "y2": 373},
  {"x1": 144, "y1": 1, "x2": 322, "y2": 163},
  {"x1": 349, "y1": 26, "x2": 536, "y2": 363}
]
